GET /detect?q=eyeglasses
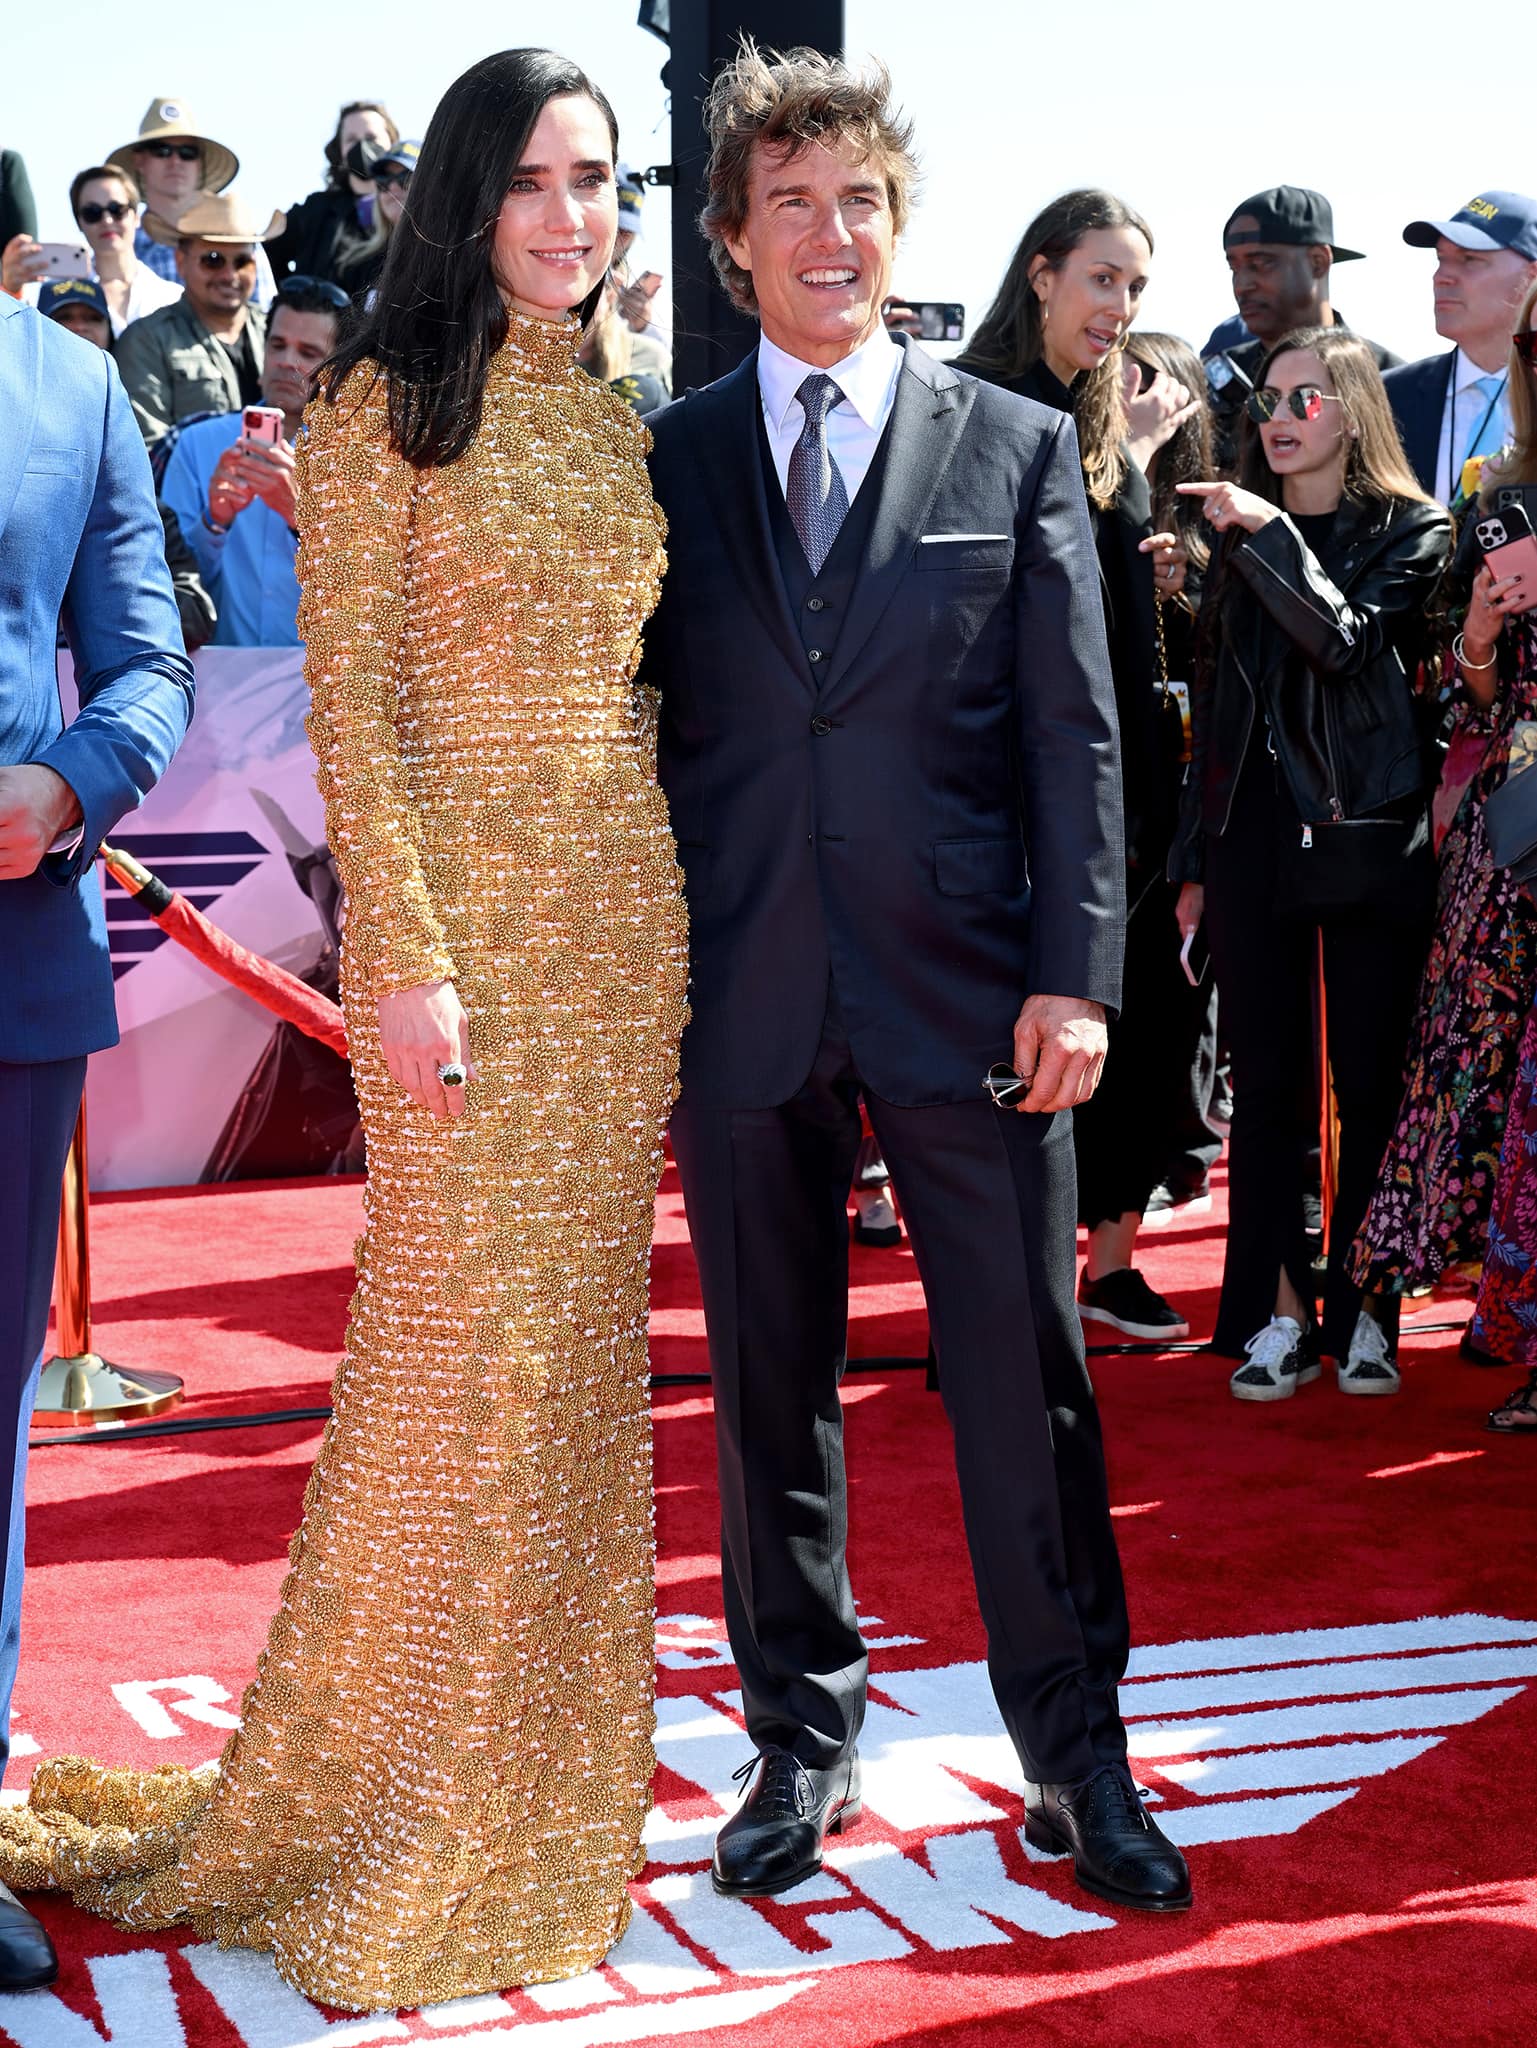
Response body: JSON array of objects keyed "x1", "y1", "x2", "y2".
[
  {"x1": 78, "y1": 200, "x2": 133, "y2": 226},
  {"x1": 373, "y1": 167, "x2": 413, "y2": 192},
  {"x1": 139, "y1": 141, "x2": 201, "y2": 162},
  {"x1": 1246, "y1": 384, "x2": 1343, "y2": 425},
  {"x1": 985, "y1": 1062, "x2": 1030, "y2": 1109},
  {"x1": 194, "y1": 248, "x2": 257, "y2": 273},
  {"x1": 1515, "y1": 331, "x2": 1537, "y2": 367},
  {"x1": 277, "y1": 274, "x2": 351, "y2": 309}
]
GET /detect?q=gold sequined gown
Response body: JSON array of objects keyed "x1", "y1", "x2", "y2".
[{"x1": 0, "y1": 311, "x2": 687, "y2": 2010}]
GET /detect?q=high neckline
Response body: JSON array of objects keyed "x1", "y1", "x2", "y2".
[{"x1": 497, "y1": 306, "x2": 582, "y2": 384}]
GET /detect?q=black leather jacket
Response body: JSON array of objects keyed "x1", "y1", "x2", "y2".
[{"x1": 1177, "y1": 495, "x2": 1451, "y2": 876}]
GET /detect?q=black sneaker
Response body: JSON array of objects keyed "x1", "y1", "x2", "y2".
[
  {"x1": 1229, "y1": 1315, "x2": 1322, "y2": 1402},
  {"x1": 1077, "y1": 1268, "x2": 1191, "y2": 1342}
]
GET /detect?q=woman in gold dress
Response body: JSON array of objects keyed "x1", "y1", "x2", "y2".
[{"x1": 0, "y1": 50, "x2": 686, "y2": 2010}]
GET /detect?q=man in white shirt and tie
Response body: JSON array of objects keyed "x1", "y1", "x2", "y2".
[{"x1": 1385, "y1": 190, "x2": 1537, "y2": 502}]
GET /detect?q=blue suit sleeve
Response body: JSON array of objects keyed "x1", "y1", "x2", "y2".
[
  {"x1": 1012, "y1": 412, "x2": 1126, "y2": 1014},
  {"x1": 39, "y1": 353, "x2": 195, "y2": 885}
]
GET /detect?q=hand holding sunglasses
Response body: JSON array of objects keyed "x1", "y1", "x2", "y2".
[{"x1": 1175, "y1": 479, "x2": 1281, "y2": 536}]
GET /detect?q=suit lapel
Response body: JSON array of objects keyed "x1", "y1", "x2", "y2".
[
  {"x1": 0, "y1": 302, "x2": 42, "y2": 549},
  {"x1": 824, "y1": 339, "x2": 975, "y2": 693},
  {"x1": 683, "y1": 352, "x2": 805, "y2": 679}
]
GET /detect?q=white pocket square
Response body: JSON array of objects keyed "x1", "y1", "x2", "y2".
[{"x1": 919, "y1": 533, "x2": 1010, "y2": 544}]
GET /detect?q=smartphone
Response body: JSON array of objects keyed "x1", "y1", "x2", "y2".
[
  {"x1": 1474, "y1": 500, "x2": 1537, "y2": 593},
  {"x1": 36, "y1": 241, "x2": 92, "y2": 282},
  {"x1": 1180, "y1": 924, "x2": 1211, "y2": 988},
  {"x1": 911, "y1": 301, "x2": 965, "y2": 342},
  {"x1": 1204, "y1": 350, "x2": 1253, "y2": 396},
  {"x1": 634, "y1": 270, "x2": 664, "y2": 299},
  {"x1": 241, "y1": 406, "x2": 285, "y2": 448}
]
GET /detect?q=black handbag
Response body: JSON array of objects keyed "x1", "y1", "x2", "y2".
[
  {"x1": 1484, "y1": 753, "x2": 1537, "y2": 887},
  {"x1": 1274, "y1": 804, "x2": 1435, "y2": 918}
]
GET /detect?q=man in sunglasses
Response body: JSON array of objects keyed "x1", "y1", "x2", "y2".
[
  {"x1": 114, "y1": 191, "x2": 283, "y2": 449},
  {"x1": 105, "y1": 95, "x2": 277, "y2": 308},
  {"x1": 1206, "y1": 187, "x2": 1399, "y2": 469},
  {"x1": 160, "y1": 278, "x2": 345, "y2": 646}
]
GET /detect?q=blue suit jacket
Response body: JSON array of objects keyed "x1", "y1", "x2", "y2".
[
  {"x1": 644, "y1": 338, "x2": 1125, "y2": 1109},
  {"x1": 1384, "y1": 349, "x2": 1456, "y2": 498},
  {"x1": 0, "y1": 297, "x2": 194, "y2": 1062}
]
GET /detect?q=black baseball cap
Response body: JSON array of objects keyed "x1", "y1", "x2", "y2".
[
  {"x1": 39, "y1": 278, "x2": 111, "y2": 322},
  {"x1": 1223, "y1": 186, "x2": 1364, "y2": 263},
  {"x1": 1403, "y1": 191, "x2": 1537, "y2": 260}
]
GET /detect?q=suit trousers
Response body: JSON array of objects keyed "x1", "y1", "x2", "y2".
[
  {"x1": 670, "y1": 996, "x2": 1132, "y2": 1788},
  {"x1": 0, "y1": 1056, "x2": 87, "y2": 1779}
]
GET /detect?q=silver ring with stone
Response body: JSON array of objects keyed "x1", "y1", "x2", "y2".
[{"x1": 436, "y1": 1061, "x2": 468, "y2": 1088}]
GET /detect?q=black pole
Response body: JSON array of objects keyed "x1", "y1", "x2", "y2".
[{"x1": 666, "y1": 0, "x2": 847, "y2": 393}]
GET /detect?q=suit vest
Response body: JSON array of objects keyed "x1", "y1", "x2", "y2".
[{"x1": 756, "y1": 406, "x2": 895, "y2": 681}]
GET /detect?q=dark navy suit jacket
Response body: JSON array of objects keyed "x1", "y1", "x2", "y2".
[
  {"x1": 1385, "y1": 348, "x2": 1457, "y2": 497},
  {"x1": 644, "y1": 336, "x2": 1125, "y2": 1109},
  {"x1": 0, "y1": 296, "x2": 193, "y2": 1062}
]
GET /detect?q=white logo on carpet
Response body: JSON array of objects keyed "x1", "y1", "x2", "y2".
[{"x1": 0, "y1": 1612, "x2": 1529, "y2": 2048}]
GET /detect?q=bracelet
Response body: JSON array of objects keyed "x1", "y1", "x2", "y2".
[{"x1": 1453, "y1": 631, "x2": 1497, "y2": 673}]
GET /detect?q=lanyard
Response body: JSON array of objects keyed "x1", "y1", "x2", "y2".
[{"x1": 1446, "y1": 367, "x2": 1508, "y2": 500}]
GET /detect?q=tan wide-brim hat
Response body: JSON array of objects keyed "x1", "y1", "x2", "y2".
[
  {"x1": 143, "y1": 191, "x2": 285, "y2": 247},
  {"x1": 108, "y1": 97, "x2": 239, "y2": 194}
]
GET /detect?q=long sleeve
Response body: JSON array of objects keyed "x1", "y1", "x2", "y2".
[
  {"x1": 295, "y1": 367, "x2": 456, "y2": 995},
  {"x1": 41, "y1": 354, "x2": 194, "y2": 885},
  {"x1": 112, "y1": 316, "x2": 175, "y2": 446},
  {"x1": 1013, "y1": 412, "x2": 1126, "y2": 1013}
]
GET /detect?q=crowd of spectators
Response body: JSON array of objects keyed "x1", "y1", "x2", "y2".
[{"x1": 6, "y1": 101, "x2": 1537, "y2": 1432}]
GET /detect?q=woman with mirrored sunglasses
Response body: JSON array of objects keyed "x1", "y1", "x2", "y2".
[
  {"x1": 335, "y1": 141, "x2": 420, "y2": 299},
  {"x1": 1172, "y1": 326, "x2": 1451, "y2": 1402}
]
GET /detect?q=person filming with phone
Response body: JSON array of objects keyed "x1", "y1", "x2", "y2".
[{"x1": 159, "y1": 279, "x2": 345, "y2": 645}]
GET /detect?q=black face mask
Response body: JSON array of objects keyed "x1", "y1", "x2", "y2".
[{"x1": 343, "y1": 137, "x2": 386, "y2": 183}]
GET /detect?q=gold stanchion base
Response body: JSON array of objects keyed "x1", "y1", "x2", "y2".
[{"x1": 34, "y1": 1354, "x2": 185, "y2": 1429}]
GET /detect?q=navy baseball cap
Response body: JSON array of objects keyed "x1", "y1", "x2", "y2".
[
  {"x1": 1404, "y1": 191, "x2": 1537, "y2": 260},
  {"x1": 38, "y1": 278, "x2": 110, "y2": 323},
  {"x1": 374, "y1": 138, "x2": 420, "y2": 172}
]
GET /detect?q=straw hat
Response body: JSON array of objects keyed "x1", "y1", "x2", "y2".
[
  {"x1": 142, "y1": 191, "x2": 285, "y2": 247},
  {"x1": 108, "y1": 97, "x2": 239, "y2": 194}
]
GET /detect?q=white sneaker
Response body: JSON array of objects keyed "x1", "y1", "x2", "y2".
[
  {"x1": 1229, "y1": 1316, "x2": 1321, "y2": 1402},
  {"x1": 1338, "y1": 1312, "x2": 1402, "y2": 1396}
]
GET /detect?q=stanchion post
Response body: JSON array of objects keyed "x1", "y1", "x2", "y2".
[{"x1": 35, "y1": 1104, "x2": 185, "y2": 1428}]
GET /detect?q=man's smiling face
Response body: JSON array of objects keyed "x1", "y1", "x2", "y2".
[{"x1": 725, "y1": 134, "x2": 896, "y2": 368}]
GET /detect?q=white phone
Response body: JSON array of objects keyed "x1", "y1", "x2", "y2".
[
  {"x1": 36, "y1": 241, "x2": 92, "y2": 282},
  {"x1": 241, "y1": 406, "x2": 285, "y2": 448}
]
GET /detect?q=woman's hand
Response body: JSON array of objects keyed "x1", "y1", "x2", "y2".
[
  {"x1": 1466, "y1": 562, "x2": 1535, "y2": 653},
  {"x1": 377, "y1": 979, "x2": 477, "y2": 1120},
  {"x1": 1140, "y1": 529, "x2": 1189, "y2": 599},
  {"x1": 1175, "y1": 882, "x2": 1205, "y2": 941},
  {"x1": 1124, "y1": 364, "x2": 1203, "y2": 471},
  {"x1": 1177, "y1": 480, "x2": 1278, "y2": 535},
  {"x1": 1, "y1": 234, "x2": 49, "y2": 298}
]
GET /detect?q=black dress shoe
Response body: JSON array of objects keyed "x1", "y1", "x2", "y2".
[
  {"x1": 712, "y1": 1748, "x2": 861, "y2": 1898},
  {"x1": 0, "y1": 1881, "x2": 57, "y2": 1990},
  {"x1": 1023, "y1": 1764, "x2": 1191, "y2": 1912}
]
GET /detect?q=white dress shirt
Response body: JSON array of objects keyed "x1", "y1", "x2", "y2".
[
  {"x1": 1436, "y1": 346, "x2": 1513, "y2": 502},
  {"x1": 757, "y1": 324, "x2": 903, "y2": 505}
]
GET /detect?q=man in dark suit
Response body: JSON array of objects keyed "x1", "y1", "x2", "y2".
[
  {"x1": 1385, "y1": 190, "x2": 1537, "y2": 501},
  {"x1": 0, "y1": 295, "x2": 193, "y2": 1986},
  {"x1": 644, "y1": 46, "x2": 1189, "y2": 1918}
]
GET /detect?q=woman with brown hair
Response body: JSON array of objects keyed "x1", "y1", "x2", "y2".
[
  {"x1": 267, "y1": 98, "x2": 401, "y2": 285},
  {"x1": 957, "y1": 196, "x2": 1204, "y2": 1346},
  {"x1": 1175, "y1": 328, "x2": 1451, "y2": 1400}
]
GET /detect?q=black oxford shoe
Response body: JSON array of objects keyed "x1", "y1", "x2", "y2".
[
  {"x1": 1024, "y1": 1764, "x2": 1192, "y2": 1912},
  {"x1": 0, "y1": 1881, "x2": 57, "y2": 1990},
  {"x1": 712, "y1": 1747, "x2": 862, "y2": 1898}
]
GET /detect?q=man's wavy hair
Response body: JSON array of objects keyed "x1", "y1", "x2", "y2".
[{"x1": 699, "y1": 42, "x2": 919, "y2": 317}]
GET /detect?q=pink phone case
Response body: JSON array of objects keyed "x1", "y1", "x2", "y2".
[{"x1": 1486, "y1": 534, "x2": 1537, "y2": 588}]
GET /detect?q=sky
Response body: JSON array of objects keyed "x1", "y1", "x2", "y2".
[{"x1": 10, "y1": 1, "x2": 1527, "y2": 367}]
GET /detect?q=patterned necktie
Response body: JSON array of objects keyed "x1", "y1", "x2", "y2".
[
  {"x1": 786, "y1": 373, "x2": 850, "y2": 575},
  {"x1": 1463, "y1": 371, "x2": 1508, "y2": 467}
]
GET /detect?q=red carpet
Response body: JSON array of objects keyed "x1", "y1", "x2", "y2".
[{"x1": 6, "y1": 1166, "x2": 1534, "y2": 2047}]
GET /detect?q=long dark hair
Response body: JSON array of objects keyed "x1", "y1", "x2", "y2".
[
  {"x1": 1124, "y1": 331, "x2": 1215, "y2": 571},
  {"x1": 320, "y1": 50, "x2": 619, "y2": 468},
  {"x1": 962, "y1": 188, "x2": 1152, "y2": 510}
]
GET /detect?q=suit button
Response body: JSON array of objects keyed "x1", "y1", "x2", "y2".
[
  {"x1": 807, "y1": 596, "x2": 826, "y2": 612},
  {"x1": 808, "y1": 648, "x2": 823, "y2": 664},
  {"x1": 811, "y1": 716, "x2": 832, "y2": 736}
]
